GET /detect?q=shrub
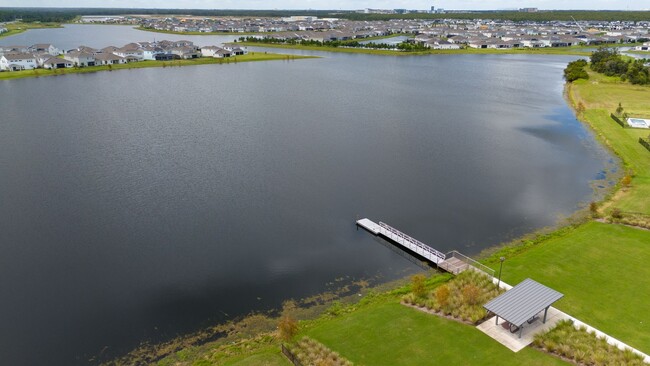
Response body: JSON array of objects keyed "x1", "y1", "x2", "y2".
[
  {"x1": 535, "y1": 320, "x2": 646, "y2": 365},
  {"x1": 589, "y1": 201, "x2": 599, "y2": 218},
  {"x1": 461, "y1": 284, "x2": 480, "y2": 305},
  {"x1": 277, "y1": 315, "x2": 298, "y2": 341},
  {"x1": 621, "y1": 175, "x2": 632, "y2": 187},
  {"x1": 611, "y1": 208, "x2": 623, "y2": 219},
  {"x1": 434, "y1": 284, "x2": 450, "y2": 307},
  {"x1": 410, "y1": 274, "x2": 427, "y2": 298}
]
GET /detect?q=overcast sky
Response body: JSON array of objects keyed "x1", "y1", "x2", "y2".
[{"x1": 3, "y1": 0, "x2": 649, "y2": 10}]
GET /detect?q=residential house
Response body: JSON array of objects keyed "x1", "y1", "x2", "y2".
[
  {"x1": 63, "y1": 51, "x2": 96, "y2": 67},
  {"x1": 94, "y1": 53, "x2": 126, "y2": 65},
  {"x1": 43, "y1": 57, "x2": 73, "y2": 69},
  {"x1": 112, "y1": 47, "x2": 144, "y2": 61},
  {"x1": 0, "y1": 53, "x2": 37, "y2": 71},
  {"x1": 428, "y1": 39, "x2": 462, "y2": 50},
  {"x1": 200, "y1": 46, "x2": 225, "y2": 57},
  {"x1": 142, "y1": 47, "x2": 166, "y2": 60},
  {"x1": 635, "y1": 42, "x2": 650, "y2": 51},
  {"x1": 170, "y1": 46, "x2": 199, "y2": 59},
  {"x1": 29, "y1": 44, "x2": 60, "y2": 55},
  {"x1": 223, "y1": 45, "x2": 247, "y2": 55},
  {"x1": 214, "y1": 49, "x2": 232, "y2": 58},
  {"x1": 0, "y1": 45, "x2": 28, "y2": 56}
]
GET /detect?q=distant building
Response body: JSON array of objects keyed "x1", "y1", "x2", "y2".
[{"x1": 519, "y1": 8, "x2": 538, "y2": 12}]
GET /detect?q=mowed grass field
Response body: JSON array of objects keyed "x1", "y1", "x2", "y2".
[
  {"x1": 303, "y1": 302, "x2": 566, "y2": 366},
  {"x1": 570, "y1": 72, "x2": 650, "y2": 214},
  {"x1": 485, "y1": 221, "x2": 650, "y2": 354}
]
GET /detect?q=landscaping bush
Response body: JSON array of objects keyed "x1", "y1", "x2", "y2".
[
  {"x1": 286, "y1": 336, "x2": 353, "y2": 366},
  {"x1": 278, "y1": 315, "x2": 298, "y2": 341},
  {"x1": 402, "y1": 270, "x2": 505, "y2": 324},
  {"x1": 410, "y1": 274, "x2": 427, "y2": 298},
  {"x1": 534, "y1": 320, "x2": 647, "y2": 365}
]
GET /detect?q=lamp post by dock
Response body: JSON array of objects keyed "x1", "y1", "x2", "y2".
[{"x1": 497, "y1": 257, "x2": 505, "y2": 289}]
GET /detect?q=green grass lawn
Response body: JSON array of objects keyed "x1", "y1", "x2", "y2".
[
  {"x1": 303, "y1": 302, "x2": 566, "y2": 366},
  {"x1": 0, "y1": 53, "x2": 316, "y2": 81},
  {"x1": 236, "y1": 42, "x2": 591, "y2": 56},
  {"x1": 485, "y1": 221, "x2": 650, "y2": 354},
  {"x1": 569, "y1": 72, "x2": 650, "y2": 214},
  {"x1": 221, "y1": 346, "x2": 289, "y2": 366}
]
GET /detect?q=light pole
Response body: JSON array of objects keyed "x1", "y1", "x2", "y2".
[{"x1": 497, "y1": 257, "x2": 505, "y2": 289}]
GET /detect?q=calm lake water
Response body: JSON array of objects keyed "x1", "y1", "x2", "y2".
[{"x1": 0, "y1": 25, "x2": 615, "y2": 365}]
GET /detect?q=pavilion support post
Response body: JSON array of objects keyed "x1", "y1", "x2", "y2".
[
  {"x1": 519, "y1": 325, "x2": 523, "y2": 339},
  {"x1": 543, "y1": 306, "x2": 549, "y2": 323}
]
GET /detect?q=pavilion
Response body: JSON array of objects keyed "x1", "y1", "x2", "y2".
[{"x1": 483, "y1": 278, "x2": 564, "y2": 338}]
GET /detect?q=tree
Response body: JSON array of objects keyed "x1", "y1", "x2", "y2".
[
  {"x1": 411, "y1": 274, "x2": 427, "y2": 298},
  {"x1": 616, "y1": 103, "x2": 624, "y2": 116},
  {"x1": 563, "y1": 59, "x2": 588, "y2": 82}
]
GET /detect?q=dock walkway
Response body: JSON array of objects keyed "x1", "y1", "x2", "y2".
[
  {"x1": 356, "y1": 218, "x2": 445, "y2": 265},
  {"x1": 356, "y1": 218, "x2": 495, "y2": 277}
]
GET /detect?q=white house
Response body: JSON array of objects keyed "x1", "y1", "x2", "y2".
[
  {"x1": 635, "y1": 42, "x2": 650, "y2": 51},
  {"x1": 142, "y1": 47, "x2": 166, "y2": 60},
  {"x1": 214, "y1": 49, "x2": 232, "y2": 58},
  {"x1": 0, "y1": 53, "x2": 37, "y2": 71},
  {"x1": 223, "y1": 45, "x2": 248, "y2": 55},
  {"x1": 94, "y1": 53, "x2": 126, "y2": 65},
  {"x1": 112, "y1": 47, "x2": 143, "y2": 61},
  {"x1": 428, "y1": 39, "x2": 462, "y2": 50},
  {"x1": 63, "y1": 51, "x2": 96, "y2": 67},
  {"x1": 170, "y1": 46, "x2": 199, "y2": 59},
  {"x1": 29, "y1": 44, "x2": 60, "y2": 55},
  {"x1": 200, "y1": 46, "x2": 224, "y2": 57},
  {"x1": 43, "y1": 57, "x2": 73, "y2": 69}
]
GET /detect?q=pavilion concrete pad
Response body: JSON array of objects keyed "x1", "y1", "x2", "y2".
[{"x1": 476, "y1": 307, "x2": 568, "y2": 352}]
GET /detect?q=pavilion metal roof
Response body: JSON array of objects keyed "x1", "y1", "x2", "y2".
[{"x1": 484, "y1": 278, "x2": 563, "y2": 327}]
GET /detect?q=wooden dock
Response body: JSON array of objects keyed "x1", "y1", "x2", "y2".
[
  {"x1": 356, "y1": 218, "x2": 496, "y2": 277},
  {"x1": 356, "y1": 218, "x2": 446, "y2": 266}
]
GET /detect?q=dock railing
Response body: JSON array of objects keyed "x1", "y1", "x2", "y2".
[
  {"x1": 444, "y1": 250, "x2": 495, "y2": 278},
  {"x1": 378, "y1": 222, "x2": 446, "y2": 263}
]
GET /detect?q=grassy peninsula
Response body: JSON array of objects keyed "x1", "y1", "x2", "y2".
[
  {"x1": 105, "y1": 57, "x2": 650, "y2": 366},
  {"x1": 0, "y1": 53, "x2": 316, "y2": 81},
  {"x1": 0, "y1": 21, "x2": 62, "y2": 39}
]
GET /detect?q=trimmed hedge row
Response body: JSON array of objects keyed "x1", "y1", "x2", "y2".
[
  {"x1": 610, "y1": 113, "x2": 626, "y2": 128},
  {"x1": 639, "y1": 137, "x2": 650, "y2": 152}
]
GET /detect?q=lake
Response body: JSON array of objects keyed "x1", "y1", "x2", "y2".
[{"x1": 0, "y1": 25, "x2": 615, "y2": 365}]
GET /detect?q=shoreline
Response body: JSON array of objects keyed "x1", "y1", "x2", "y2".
[
  {"x1": 236, "y1": 41, "x2": 595, "y2": 56},
  {"x1": 0, "y1": 53, "x2": 317, "y2": 81}
]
